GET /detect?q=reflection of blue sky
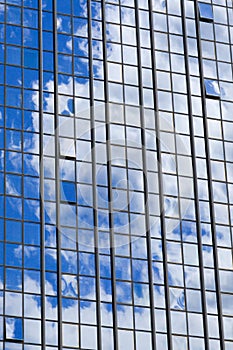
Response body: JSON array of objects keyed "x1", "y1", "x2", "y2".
[{"x1": 0, "y1": 0, "x2": 232, "y2": 345}]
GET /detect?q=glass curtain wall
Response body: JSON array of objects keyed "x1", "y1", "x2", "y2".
[{"x1": 0, "y1": 0, "x2": 232, "y2": 349}]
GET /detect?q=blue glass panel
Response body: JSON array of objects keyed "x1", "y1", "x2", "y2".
[
  {"x1": 73, "y1": 37, "x2": 88, "y2": 57},
  {"x1": 6, "y1": 66, "x2": 22, "y2": 87},
  {"x1": 73, "y1": 18, "x2": 88, "y2": 38},
  {"x1": 21, "y1": 89, "x2": 36, "y2": 111},
  {"x1": 0, "y1": 6, "x2": 4, "y2": 23},
  {"x1": 24, "y1": 111, "x2": 39, "y2": 132},
  {"x1": 45, "y1": 248, "x2": 57, "y2": 271},
  {"x1": 23, "y1": 68, "x2": 39, "y2": 88},
  {"x1": 57, "y1": 15, "x2": 71, "y2": 34},
  {"x1": 24, "y1": 177, "x2": 40, "y2": 199},
  {"x1": 58, "y1": 34, "x2": 72, "y2": 54},
  {"x1": 7, "y1": 6, "x2": 21, "y2": 25},
  {"x1": 79, "y1": 253, "x2": 95, "y2": 276},
  {"x1": 57, "y1": 0, "x2": 71, "y2": 15},
  {"x1": 204, "y1": 79, "x2": 220, "y2": 98},
  {"x1": 6, "y1": 46, "x2": 21, "y2": 65},
  {"x1": 7, "y1": 0, "x2": 22, "y2": 5},
  {"x1": 6, "y1": 151, "x2": 22, "y2": 173},
  {"x1": 43, "y1": 51, "x2": 54, "y2": 71},
  {"x1": 24, "y1": 48, "x2": 38, "y2": 69},
  {"x1": 58, "y1": 54, "x2": 72, "y2": 74},
  {"x1": 0, "y1": 24, "x2": 4, "y2": 44},
  {"x1": 0, "y1": 86, "x2": 3, "y2": 105},
  {"x1": 198, "y1": 2, "x2": 213, "y2": 22},
  {"x1": 0, "y1": 219, "x2": 3, "y2": 241},
  {"x1": 24, "y1": 0, "x2": 38, "y2": 8},
  {"x1": 0, "y1": 107, "x2": 3, "y2": 127},
  {"x1": 6, "y1": 197, "x2": 22, "y2": 220},
  {"x1": 62, "y1": 275, "x2": 78, "y2": 297},
  {"x1": 24, "y1": 222, "x2": 40, "y2": 245},
  {"x1": 115, "y1": 258, "x2": 131, "y2": 280},
  {"x1": 61, "y1": 181, "x2": 76, "y2": 203},
  {"x1": 42, "y1": 0, "x2": 52, "y2": 11},
  {"x1": 23, "y1": 28, "x2": 39, "y2": 49},
  {"x1": 6, "y1": 268, "x2": 22, "y2": 291},
  {"x1": 132, "y1": 259, "x2": 149, "y2": 282},
  {"x1": 79, "y1": 276, "x2": 95, "y2": 299},
  {"x1": 5, "y1": 317, "x2": 23, "y2": 341},
  {"x1": 74, "y1": 57, "x2": 89, "y2": 77},
  {"x1": 0, "y1": 242, "x2": 4, "y2": 264},
  {"x1": 6, "y1": 130, "x2": 22, "y2": 151},
  {"x1": 24, "y1": 199, "x2": 40, "y2": 221},
  {"x1": 78, "y1": 207, "x2": 94, "y2": 228},
  {"x1": 23, "y1": 9, "x2": 38, "y2": 28},
  {"x1": 0, "y1": 129, "x2": 3, "y2": 149},
  {"x1": 6, "y1": 243, "x2": 23, "y2": 267},
  {"x1": 6, "y1": 220, "x2": 22, "y2": 242},
  {"x1": 42, "y1": 11, "x2": 53, "y2": 31},
  {"x1": 6, "y1": 108, "x2": 22, "y2": 129},
  {"x1": 6, "y1": 174, "x2": 22, "y2": 196},
  {"x1": 61, "y1": 250, "x2": 78, "y2": 274},
  {"x1": 6, "y1": 87, "x2": 22, "y2": 108},
  {"x1": 0, "y1": 195, "x2": 3, "y2": 217},
  {"x1": 6, "y1": 25, "x2": 22, "y2": 45},
  {"x1": 23, "y1": 154, "x2": 40, "y2": 176},
  {"x1": 116, "y1": 281, "x2": 132, "y2": 303},
  {"x1": 24, "y1": 246, "x2": 40, "y2": 269},
  {"x1": 0, "y1": 65, "x2": 3, "y2": 85},
  {"x1": 73, "y1": 0, "x2": 87, "y2": 17},
  {"x1": 45, "y1": 225, "x2": 56, "y2": 247},
  {"x1": 0, "y1": 44, "x2": 4, "y2": 63},
  {"x1": 23, "y1": 132, "x2": 39, "y2": 153}
]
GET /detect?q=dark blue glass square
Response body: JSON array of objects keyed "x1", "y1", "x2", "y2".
[
  {"x1": 23, "y1": 28, "x2": 39, "y2": 49},
  {"x1": 6, "y1": 25, "x2": 22, "y2": 45},
  {"x1": 6, "y1": 220, "x2": 22, "y2": 242},
  {"x1": 24, "y1": 222, "x2": 40, "y2": 245},
  {"x1": 6, "y1": 243, "x2": 22, "y2": 267},
  {"x1": 24, "y1": 48, "x2": 38, "y2": 69},
  {"x1": 6, "y1": 6, "x2": 21, "y2": 25},
  {"x1": 6, "y1": 87, "x2": 22, "y2": 108},
  {"x1": 6, "y1": 108, "x2": 22, "y2": 130},
  {"x1": 6, "y1": 46, "x2": 21, "y2": 65},
  {"x1": 6, "y1": 268, "x2": 22, "y2": 291},
  {"x1": 23, "y1": 8, "x2": 38, "y2": 28},
  {"x1": 24, "y1": 199, "x2": 40, "y2": 221},
  {"x1": 6, "y1": 197, "x2": 22, "y2": 220},
  {"x1": 6, "y1": 174, "x2": 22, "y2": 196},
  {"x1": 24, "y1": 0, "x2": 38, "y2": 8},
  {"x1": 23, "y1": 68, "x2": 39, "y2": 88},
  {"x1": 61, "y1": 181, "x2": 77, "y2": 203},
  {"x1": 6, "y1": 66, "x2": 22, "y2": 87},
  {"x1": 6, "y1": 151, "x2": 22, "y2": 174},
  {"x1": 204, "y1": 79, "x2": 220, "y2": 98},
  {"x1": 24, "y1": 176, "x2": 40, "y2": 199},
  {"x1": 198, "y1": 3, "x2": 213, "y2": 22}
]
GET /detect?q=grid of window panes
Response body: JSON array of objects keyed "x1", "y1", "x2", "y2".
[{"x1": 0, "y1": 0, "x2": 232, "y2": 349}]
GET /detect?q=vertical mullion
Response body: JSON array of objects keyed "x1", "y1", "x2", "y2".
[
  {"x1": 52, "y1": 0, "x2": 63, "y2": 348},
  {"x1": 87, "y1": 0, "x2": 102, "y2": 348},
  {"x1": 180, "y1": 1, "x2": 210, "y2": 349},
  {"x1": 3, "y1": 3, "x2": 6, "y2": 349},
  {"x1": 133, "y1": 1, "x2": 157, "y2": 349},
  {"x1": 101, "y1": 1, "x2": 118, "y2": 349},
  {"x1": 38, "y1": 0, "x2": 46, "y2": 348},
  {"x1": 193, "y1": 1, "x2": 225, "y2": 349},
  {"x1": 224, "y1": 0, "x2": 233, "y2": 266},
  {"x1": 147, "y1": 1, "x2": 173, "y2": 349}
]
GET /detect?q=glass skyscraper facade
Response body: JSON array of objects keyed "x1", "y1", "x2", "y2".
[{"x1": 0, "y1": 0, "x2": 232, "y2": 349}]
